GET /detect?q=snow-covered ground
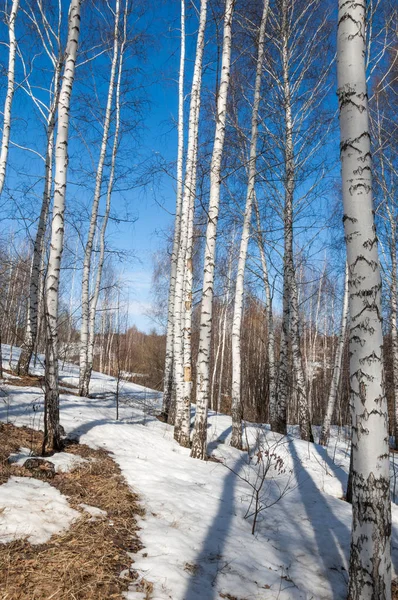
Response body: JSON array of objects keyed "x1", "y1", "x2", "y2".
[
  {"x1": 0, "y1": 476, "x2": 79, "y2": 544},
  {"x1": 1, "y1": 343, "x2": 398, "y2": 599}
]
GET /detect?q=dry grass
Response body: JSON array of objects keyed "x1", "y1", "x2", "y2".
[
  {"x1": 2, "y1": 370, "x2": 78, "y2": 395},
  {"x1": 2, "y1": 369, "x2": 45, "y2": 389},
  {"x1": 0, "y1": 423, "x2": 149, "y2": 599}
]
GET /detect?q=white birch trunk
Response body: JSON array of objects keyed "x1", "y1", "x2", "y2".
[
  {"x1": 230, "y1": 0, "x2": 269, "y2": 450},
  {"x1": 85, "y1": 0, "x2": 127, "y2": 392},
  {"x1": 79, "y1": 0, "x2": 120, "y2": 397},
  {"x1": 162, "y1": 0, "x2": 186, "y2": 422},
  {"x1": 17, "y1": 60, "x2": 63, "y2": 376},
  {"x1": 390, "y1": 214, "x2": 398, "y2": 451},
  {"x1": 319, "y1": 263, "x2": 349, "y2": 446},
  {"x1": 0, "y1": 0, "x2": 19, "y2": 197},
  {"x1": 190, "y1": 0, "x2": 234, "y2": 460},
  {"x1": 43, "y1": 0, "x2": 81, "y2": 454},
  {"x1": 181, "y1": 139, "x2": 196, "y2": 431},
  {"x1": 338, "y1": 1, "x2": 391, "y2": 596},
  {"x1": 173, "y1": 0, "x2": 207, "y2": 446}
]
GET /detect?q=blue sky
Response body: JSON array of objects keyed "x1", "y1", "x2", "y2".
[{"x1": 0, "y1": 0, "x2": 188, "y2": 333}]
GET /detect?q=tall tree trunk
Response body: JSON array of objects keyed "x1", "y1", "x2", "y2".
[
  {"x1": 0, "y1": 0, "x2": 19, "y2": 197},
  {"x1": 85, "y1": 0, "x2": 127, "y2": 392},
  {"x1": 79, "y1": 0, "x2": 120, "y2": 397},
  {"x1": 273, "y1": 0, "x2": 293, "y2": 437},
  {"x1": 181, "y1": 155, "x2": 195, "y2": 432},
  {"x1": 17, "y1": 60, "x2": 63, "y2": 376},
  {"x1": 230, "y1": 0, "x2": 269, "y2": 450},
  {"x1": 43, "y1": 0, "x2": 81, "y2": 454},
  {"x1": 389, "y1": 212, "x2": 398, "y2": 451},
  {"x1": 337, "y1": 1, "x2": 391, "y2": 597},
  {"x1": 290, "y1": 274, "x2": 314, "y2": 441},
  {"x1": 307, "y1": 265, "x2": 325, "y2": 417},
  {"x1": 274, "y1": 0, "x2": 313, "y2": 440},
  {"x1": 173, "y1": 0, "x2": 207, "y2": 446},
  {"x1": 211, "y1": 254, "x2": 232, "y2": 412},
  {"x1": 190, "y1": 0, "x2": 235, "y2": 460},
  {"x1": 162, "y1": 0, "x2": 186, "y2": 422},
  {"x1": 254, "y1": 198, "x2": 275, "y2": 425},
  {"x1": 319, "y1": 263, "x2": 349, "y2": 446}
]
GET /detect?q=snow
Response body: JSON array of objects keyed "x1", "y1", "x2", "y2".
[
  {"x1": 0, "y1": 476, "x2": 79, "y2": 544},
  {"x1": 1, "y1": 342, "x2": 398, "y2": 599},
  {"x1": 79, "y1": 503, "x2": 107, "y2": 519},
  {"x1": 8, "y1": 447, "x2": 88, "y2": 473}
]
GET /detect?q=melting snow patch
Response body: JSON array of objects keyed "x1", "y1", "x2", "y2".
[
  {"x1": 0, "y1": 476, "x2": 79, "y2": 544},
  {"x1": 9, "y1": 448, "x2": 88, "y2": 473},
  {"x1": 79, "y1": 503, "x2": 107, "y2": 519}
]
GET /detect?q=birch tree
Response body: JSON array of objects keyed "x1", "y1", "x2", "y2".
[
  {"x1": 0, "y1": 0, "x2": 19, "y2": 197},
  {"x1": 337, "y1": 0, "x2": 391, "y2": 597},
  {"x1": 272, "y1": 0, "x2": 314, "y2": 441},
  {"x1": 79, "y1": 0, "x2": 121, "y2": 397},
  {"x1": 372, "y1": 68, "x2": 398, "y2": 450},
  {"x1": 43, "y1": 0, "x2": 81, "y2": 454},
  {"x1": 319, "y1": 263, "x2": 349, "y2": 446},
  {"x1": 190, "y1": 0, "x2": 235, "y2": 460},
  {"x1": 230, "y1": 0, "x2": 269, "y2": 449},
  {"x1": 259, "y1": 0, "x2": 331, "y2": 440},
  {"x1": 17, "y1": 5, "x2": 64, "y2": 376},
  {"x1": 82, "y1": 0, "x2": 128, "y2": 395},
  {"x1": 161, "y1": 0, "x2": 186, "y2": 423},
  {"x1": 173, "y1": 0, "x2": 208, "y2": 446},
  {"x1": 254, "y1": 198, "x2": 276, "y2": 425}
]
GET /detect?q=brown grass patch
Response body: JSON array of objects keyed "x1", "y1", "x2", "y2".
[
  {"x1": 2, "y1": 369, "x2": 45, "y2": 389},
  {"x1": 0, "y1": 423, "x2": 148, "y2": 599},
  {"x1": 2, "y1": 370, "x2": 78, "y2": 395}
]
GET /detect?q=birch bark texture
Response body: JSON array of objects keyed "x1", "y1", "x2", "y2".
[
  {"x1": 79, "y1": 0, "x2": 120, "y2": 397},
  {"x1": 230, "y1": 0, "x2": 269, "y2": 450},
  {"x1": 337, "y1": 1, "x2": 391, "y2": 597},
  {"x1": 43, "y1": 0, "x2": 81, "y2": 454},
  {"x1": 190, "y1": 0, "x2": 235, "y2": 460},
  {"x1": 0, "y1": 0, "x2": 19, "y2": 197},
  {"x1": 173, "y1": 0, "x2": 207, "y2": 447},
  {"x1": 162, "y1": 0, "x2": 186, "y2": 422},
  {"x1": 391, "y1": 216, "x2": 398, "y2": 451}
]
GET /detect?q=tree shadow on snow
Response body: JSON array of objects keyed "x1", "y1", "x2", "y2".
[
  {"x1": 183, "y1": 455, "x2": 246, "y2": 600},
  {"x1": 207, "y1": 426, "x2": 232, "y2": 455},
  {"x1": 312, "y1": 443, "x2": 348, "y2": 490},
  {"x1": 287, "y1": 440, "x2": 350, "y2": 598}
]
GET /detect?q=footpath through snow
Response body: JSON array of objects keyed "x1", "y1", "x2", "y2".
[{"x1": 1, "y1": 344, "x2": 398, "y2": 599}]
